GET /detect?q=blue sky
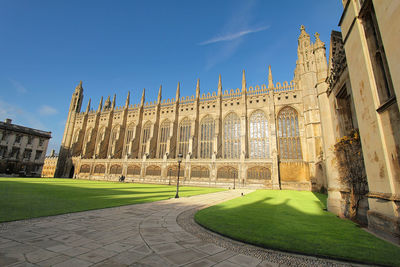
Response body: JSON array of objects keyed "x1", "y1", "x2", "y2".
[{"x1": 0, "y1": 0, "x2": 343, "y2": 154}]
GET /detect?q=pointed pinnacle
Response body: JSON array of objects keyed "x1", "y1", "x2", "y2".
[
  {"x1": 86, "y1": 98, "x2": 91, "y2": 113},
  {"x1": 140, "y1": 88, "x2": 145, "y2": 106},
  {"x1": 218, "y1": 74, "x2": 222, "y2": 95},
  {"x1": 268, "y1": 65, "x2": 274, "y2": 88},
  {"x1": 98, "y1": 96, "x2": 103, "y2": 112},
  {"x1": 242, "y1": 69, "x2": 246, "y2": 92},
  {"x1": 125, "y1": 91, "x2": 130, "y2": 107},
  {"x1": 157, "y1": 85, "x2": 162, "y2": 103},
  {"x1": 196, "y1": 79, "x2": 200, "y2": 98},
  {"x1": 176, "y1": 82, "x2": 180, "y2": 101}
]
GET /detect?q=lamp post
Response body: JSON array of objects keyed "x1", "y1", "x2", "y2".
[
  {"x1": 175, "y1": 153, "x2": 183, "y2": 198},
  {"x1": 233, "y1": 169, "x2": 236, "y2": 190}
]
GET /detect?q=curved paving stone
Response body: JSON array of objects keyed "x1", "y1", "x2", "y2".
[{"x1": 0, "y1": 190, "x2": 371, "y2": 266}]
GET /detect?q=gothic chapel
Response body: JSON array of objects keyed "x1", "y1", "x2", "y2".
[{"x1": 55, "y1": 26, "x2": 328, "y2": 191}]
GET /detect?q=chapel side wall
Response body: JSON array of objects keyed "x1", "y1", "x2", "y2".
[{"x1": 340, "y1": 0, "x2": 400, "y2": 241}]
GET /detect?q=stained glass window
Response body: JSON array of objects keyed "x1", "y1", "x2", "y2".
[
  {"x1": 277, "y1": 107, "x2": 302, "y2": 159},
  {"x1": 200, "y1": 116, "x2": 214, "y2": 158},
  {"x1": 249, "y1": 111, "x2": 269, "y2": 158},
  {"x1": 223, "y1": 113, "x2": 241, "y2": 158}
]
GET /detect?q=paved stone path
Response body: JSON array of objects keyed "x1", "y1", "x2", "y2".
[{"x1": 0, "y1": 190, "x2": 369, "y2": 267}]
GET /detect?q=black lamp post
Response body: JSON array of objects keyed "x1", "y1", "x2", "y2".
[
  {"x1": 233, "y1": 169, "x2": 236, "y2": 190},
  {"x1": 175, "y1": 153, "x2": 183, "y2": 198}
]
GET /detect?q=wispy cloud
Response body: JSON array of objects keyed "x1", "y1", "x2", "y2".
[
  {"x1": 200, "y1": 0, "x2": 269, "y2": 70},
  {"x1": 199, "y1": 26, "x2": 269, "y2": 45},
  {"x1": 9, "y1": 79, "x2": 28, "y2": 94},
  {"x1": 0, "y1": 99, "x2": 45, "y2": 130},
  {"x1": 39, "y1": 105, "x2": 58, "y2": 116}
]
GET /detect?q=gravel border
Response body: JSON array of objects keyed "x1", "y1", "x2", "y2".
[{"x1": 177, "y1": 207, "x2": 374, "y2": 267}]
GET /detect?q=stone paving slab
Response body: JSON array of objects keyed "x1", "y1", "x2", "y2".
[{"x1": 0, "y1": 190, "x2": 369, "y2": 266}]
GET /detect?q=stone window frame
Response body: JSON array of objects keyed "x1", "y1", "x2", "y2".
[
  {"x1": 217, "y1": 166, "x2": 238, "y2": 179},
  {"x1": 80, "y1": 164, "x2": 91, "y2": 173},
  {"x1": 191, "y1": 166, "x2": 210, "y2": 179},
  {"x1": 158, "y1": 120, "x2": 170, "y2": 159},
  {"x1": 146, "y1": 165, "x2": 161, "y2": 176},
  {"x1": 223, "y1": 112, "x2": 241, "y2": 159},
  {"x1": 124, "y1": 123, "x2": 135, "y2": 157},
  {"x1": 247, "y1": 166, "x2": 271, "y2": 180},
  {"x1": 199, "y1": 116, "x2": 215, "y2": 159},
  {"x1": 178, "y1": 118, "x2": 191, "y2": 157},
  {"x1": 359, "y1": 0, "x2": 395, "y2": 111},
  {"x1": 110, "y1": 164, "x2": 122, "y2": 175},
  {"x1": 127, "y1": 165, "x2": 141, "y2": 176},
  {"x1": 140, "y1": 121, "x2": 152, "y2": 158},
  {"x1": 249, "y1": 110, "x2": 270, "y2": 159},
  {"x1": 277, "y1": 106, "x2": 302, "y2": 160}
]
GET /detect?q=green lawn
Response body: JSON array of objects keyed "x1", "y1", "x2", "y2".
[
  {"x1": 0, "y1": 177, "x2": 224, "y2": 222},
  {"x1": 195, "y1": 190, "x2": 400, "y2": 266}
]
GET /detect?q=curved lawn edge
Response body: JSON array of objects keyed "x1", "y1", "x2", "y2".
[{"x1": 194, "y1": 190, "x2": 400, "y2": 266}]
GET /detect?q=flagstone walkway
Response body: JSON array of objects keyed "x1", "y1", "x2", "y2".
[{"x1": 0, "y1": 190, "x2": 364, "y2": 266}]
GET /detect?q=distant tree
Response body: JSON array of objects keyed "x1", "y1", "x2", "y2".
[{"x1": 334, "y1": 129, "x2": 368, "y2": 220}]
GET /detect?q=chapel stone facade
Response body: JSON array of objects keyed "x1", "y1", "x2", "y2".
[{"x1": 55, "y1": 26, "x2": 328, "y2": 191}]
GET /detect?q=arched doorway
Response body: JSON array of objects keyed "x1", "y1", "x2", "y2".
[{"x1": 69, "y1": 165, "x2": 75, "y2": 178}]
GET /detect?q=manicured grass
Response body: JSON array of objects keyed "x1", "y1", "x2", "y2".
[
  {"x1": 195, "y1": 190, "x2": 400, "y2": 266},
  {"x1": 0, "y1": 178, "x2": 225, "y2": 222}
]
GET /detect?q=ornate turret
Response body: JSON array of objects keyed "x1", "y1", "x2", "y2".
[
  {"x1": 242, "y1": 69, "x2": 246, "y2": 92},
  {"x1": 125, "y1": 91, "x2": 130, "y2": 107},
  {"x1": 175, "y1": 82, "x2": 180, "y2": 102},
  {"x1": 98, "y1": 96, "x2": 103, "y2": 112},
  {"x1": 218, "y1": 74, "x2": 222, "y2": 96},
  {"x1": 268, "y1": 65, "x2": 274, "y2": 88},
  {"x1": 195, "y1": 79, "x2": 200, "y2": 99}
]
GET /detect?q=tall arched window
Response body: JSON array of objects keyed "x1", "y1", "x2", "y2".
[
  {"x1": 82, "y1": 128, "x2": 92, "y2": 156},
  {"x1": 277, "y1": 106, "x2": 302, "y2": 159},
  {"x1": 140, "y1": 122, "x2": 151, "y2": 158},
  {"x1": 200, "y1": 116, "x2": 214, "y2": 158},
  {"x1": 249, "y1": 111, "x2": 269, "y2": 158},
  {"x1": 158, "y1": 120, "x2": 170, "y2": 158},
  {"x1": 124, "y1": 123, "x2": 135, "y2": 157},
  {"x1": 223, "y1": 113, "x2": 241, "y2": 159},
  {"x1": 108, "y1": 125, "x2": 119, "y2": 157},
  {"x1": 178, "y1": 118, "x2": 191, "y2": 157},
  {"x1": 95, "y1": 127, "x2": 106, "y2": 156}
]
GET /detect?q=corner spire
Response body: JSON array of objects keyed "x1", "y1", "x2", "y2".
[
  {"x1": 157, "y1": 85, "x2": 162, "y2": 104},
  {"x1": 75, "y1": 81, "x2": 83, "y2": 92},
  {"x1": 175, "y1": 82, "x2": 180, "y2": 102},
  {"x1": 140, "y1": 88, "x2": 145, "y2": 107},
  {"x1": 196, "y1": 79, "x2": 200, "y2": 98},
  {"x1": 218, "y1": 74, "x2": 222, "y2": 96},
  {"x1": 125, "y1": 91, "x2": 130, "y2": 107},
  {"x1": 268, "y1": 65, "x2": 274, "y2": 88},
  {"x1": 98, "y1": 96, "x2": 103, "y2": 112},
  {"x1": 242, "y1": 69, "x2": 246, "y2": 92},
  {"x1": 85, "y1": 98, "x2": 91, "y2": 113}
]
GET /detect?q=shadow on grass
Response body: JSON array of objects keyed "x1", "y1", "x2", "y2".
[{"x1": 195, "y1": 190, "x2": 400, "y2": 266}]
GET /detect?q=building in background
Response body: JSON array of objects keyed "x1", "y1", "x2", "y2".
[
  {"x1": 55, "y1": 25, "x2": 328, "y2": 191},
  {"x1": 320, "y1": 0, "x2": 399, "y2": 243},
  {"x1": 41, "y1": 149, "x2": 58, "y2": 178},
  {"x1": 0, "y1": 119, "x2": 51, "y2": 176}
]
